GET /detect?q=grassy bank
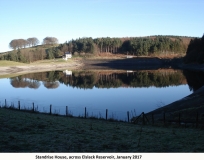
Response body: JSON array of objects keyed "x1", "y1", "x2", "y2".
[
  {"x1": 1, "y1": 108, "x2": 204, "y2": 152},
  {"x1": 0, "y1": 59, "x2": 81, "y2": 78},
  {"x1": 0, "y1": 60, "x2": 27, "y2": 67},
  {"x1": 0, "y1": 59, "x2": 74, "y2": 67}
]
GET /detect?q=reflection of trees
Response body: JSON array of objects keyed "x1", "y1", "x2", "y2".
[
  {"x1": 71, "y1": 74, "x2": 96, "y2": 89},
  {"x1": 183, "y1": 70, "x2": 204, "y2": 92},
  {"x1": 96, "y1": 79, "x2": 122, "y2": 88},
  {"x1": 10, "y1": 77, "x2": 29, "y2": 88},
  {"x1": 10, "y1": 77, "x2": 40, "y2": 89},
  {"x1": 10, "y1": 71, "x2": 62, "y2": 89},
  {"x1": 10, "y1": 70, "x2": 188, "y2": 89},
  {"x1": 47, "y1": 71, "x2": 60, "y2": 82},
  {"x1": 60, "y1": 70, "x2": 186, "y2": 88},
  {"x1": 28, "y1": 80, "x2": 40, "y2": 89},
  {"x1": 43, "y1": 81, "x2": 59, "y2": 89},
  {"x1": 123, "y1": 71, "x2": 185, "y2": 87}
]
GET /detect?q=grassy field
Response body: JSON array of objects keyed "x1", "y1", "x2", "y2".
[
  {"x1": 0, "y1": 60, "x2": 27, "y2": 67},
  {"x1": 31, "y1": 58, "x2": 76, "y2": 64},
  {"x1": 0, "y1": 59, "x2": 75, "y2": 79},
  {"x1": 0, "y1": 108, "x2": 204, "y2": 152},
  {"x1": 0, "y1": 59, "x2": 75, "y2": 66}
]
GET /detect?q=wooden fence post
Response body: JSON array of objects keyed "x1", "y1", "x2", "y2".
[
  {"x1": 127, "y1": 111, "x2": 130, "y2": 123},
  {"x1": 106, "y1": 109, "x2": 108, "y2": 120},
  {"x1": 142, "y1": 112, "x2": 145, "y2": 125},
  {"x1": 85, "y1": 107, "x2": 87, "y2": 118},
  {"x1": 32, "y1": 103, "x2": 34, "y2": 112},
  {"x1": 152, "y1": 114, "x2": 154, "y2": 125},
  {"x1": 179, "y1": 112, "x2": 181, "y2": 126},
  {"x1": 18, "y1": 101, "x2": 20, "y2": 110},
  {"x1": 66, "y1": 106, "x2": 68, "y2": 116},
  {"x1": 163, "y1": 112, "x2": 166, "y2": 125},
  {"x1": 50, "y1": 105, "x2": 52, "y2": 115},
  {"x1": 196, "y1": 112, "x2": 198, "y2": 128}
]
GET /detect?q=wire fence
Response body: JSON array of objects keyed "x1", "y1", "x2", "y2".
[
  {"x1": 1, "y1": 98, "x2": 204, "y2": 128},
  {"x1": 0, "y1": 98, "x2": 138, "y2": 122}
]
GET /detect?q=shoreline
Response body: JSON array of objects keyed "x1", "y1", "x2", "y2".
[
  {"x1": 1, "y1": 57, "x2": 204, "y2": 77},
  {"x1": 1, "y1": 58, "x2": 204, "y2": 126},
  {"x1": 0, "y1": 59, "x2": 84, "y2": 77},
  {"x1": 0, "y1": 57, "x2": 171, "y2": 77}
]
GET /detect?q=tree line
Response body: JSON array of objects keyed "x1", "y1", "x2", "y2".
[
  {"x1": 124, "y1": 37, "x2": 186, "y2": 56},
  {"x1": 0, "y1": 36, "x2": 192, "y2": 63},
  {"x1": 0, "y1": 48, "x2": 46, "y2": 63},
  {"x1": 58, "y1": 36, "x2": 188, "y2": 56},
  {"x1": 9, "y1": 37, "x2": 58, "y2": 50},
  {"x1": 184, "y1": 34, "x2": 204, "y2": 64},
  {"x1": 0, "y1": 36, "x2": 60, "y2": 63}
]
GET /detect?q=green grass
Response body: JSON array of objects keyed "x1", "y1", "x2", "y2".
[
  {"x1": 0, "y1": 59, "x2": 77, "y2": 79},
  {"x1": 0, "y1": 58, "x2": 74, "y2": 67},
  {"x1": 1, "y1": 108, "x2": 204, "y2": 152},
  {"x1": 33, "y1": 58, "x2": 74, "y2": 64},
  {"x1": 0, "y1": 60, "x2": 27, "y2": 67}
]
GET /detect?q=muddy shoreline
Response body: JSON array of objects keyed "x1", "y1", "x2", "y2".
[
  {"x1": 1, "y1": 57, "x2": 204, "y2": 77},
  {"x1": 0, "y1": 57, "x2": 176, "y2": 76},
  {"x1": 0, "y1": 60, "x2": 83, "y2": 76}
]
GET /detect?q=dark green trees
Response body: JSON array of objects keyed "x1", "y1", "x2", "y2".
[
  {"x1": 46, "y1": 48, "x2": 61, "y2": 59},
  {"x1": 58, "y1": 37, "x2": 122, "y2": 55},
  {"x1": 184, "y1": 34, "x2": 204, "y2": 64},
  {"x1": 124, "y1": 37, "x2": 186, "y2": 56}
]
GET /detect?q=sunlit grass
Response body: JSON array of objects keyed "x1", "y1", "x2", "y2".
[
  {"x1": 0, "y1": 60, "x2": 26, "y2": 67},
  {"x1": 0, "y1": 58, "x2": 75, "y2": 67},
  {"x1": 0, "y1": 59, "x2": 74, "y2": 79},
  {"x1": 34, "y1": 59, "x2": 74, "y2": 64}
]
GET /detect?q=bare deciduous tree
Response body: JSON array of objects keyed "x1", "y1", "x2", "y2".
[
  {"x1": 9, "y1": 37, "x2": 40, "y2": 50},
  {"x1": 9, "y1": 39, "x2": 18, "y2": 50},
  {"x1": 18, "y1": 39, "x2": 28, "y2": 48},
  {"x1": 27, "y1": 37, "x2": 39, "y2": 47},
  {"x1": 9, "y1": 39, "x2": 28, "y2": 49},
  {"x1": 43, "y1": 37, "x2": 58, "y2": 45}
]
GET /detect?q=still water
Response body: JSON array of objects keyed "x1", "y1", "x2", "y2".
[{"x1": 0, "y1": 69, "x2": 203, "y2": 121}]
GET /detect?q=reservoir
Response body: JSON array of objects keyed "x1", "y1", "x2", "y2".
[{"x1": 0, "y1": 69, "x2": 203, "y2": 121}]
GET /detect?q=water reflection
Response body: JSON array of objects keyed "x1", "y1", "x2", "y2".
[
  {"x1": 10, "y1": 69, "x2": 189, "y2": 89},
  {"x1": 183, "y1": 70, "x2": 204, "y2": 92},
  {"x1": 5, "y1": 69, "x2": 201, "y2": 120},
  {"x1": 43, "y1": 81, "x2": 59, "y2": 89},
  {"x1": 63, "y1": 70, "x2": 72, "y2": 76},
  {"x1": 10, "y1": 77, "x2": 40, "y2": 89}
]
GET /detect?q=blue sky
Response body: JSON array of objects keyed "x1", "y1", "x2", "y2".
[{"x1": 0, "y1": 0, "x2": 203, "y2": 53}]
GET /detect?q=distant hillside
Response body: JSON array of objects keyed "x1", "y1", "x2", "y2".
[{"x1": 0, "y1": 35, "x2": 195, "y2": 63}]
